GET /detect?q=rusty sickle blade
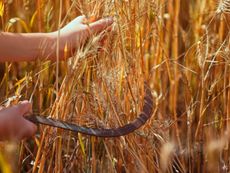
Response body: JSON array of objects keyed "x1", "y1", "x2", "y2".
[{"x1": 26, "y1": 82, "x2": 153, "y2": 137}]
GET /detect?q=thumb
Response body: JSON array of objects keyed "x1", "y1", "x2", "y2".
[
  {"x1": 72, "y1": 15, "x2": 87, "y2": 24},
  {"x1": 61, "y1": 15, "x2": 87, "y2": 31},
  {"x1": 16, "y1": 100, "x2": 32, "y2": 116}
]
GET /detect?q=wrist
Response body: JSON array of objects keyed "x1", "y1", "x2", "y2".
[
  {"x1": 36, "y1": 32, "x2": 57, "y2": 60},
  {"x1": 48, "y1": 31, "x2": 70, "y2": 60}
]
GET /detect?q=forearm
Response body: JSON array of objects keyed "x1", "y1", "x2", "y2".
[{"x1": 0, "y1": 32, "x2": 63, "y2": 62}]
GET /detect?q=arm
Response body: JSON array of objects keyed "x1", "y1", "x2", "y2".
[
  {"x1": 0, "y1": 16, "x2": 113, "y2": 62},
  {"x1": 0, "y1": 32, "x2": 54, "y2": 62}
]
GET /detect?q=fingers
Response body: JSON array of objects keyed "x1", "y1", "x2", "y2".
[
  {"x1": 14, "y1": 100, "x2": 37, "y2": 140},
  {"x1": 19, "y1": 120, "x2": 37, "y2": 140},
  {"x1": 98, "y1": 25, "x2": 113, "y2": 45},
  {"x1": 0, "y1": 101, "x2": 37, "y2": 141},
  {"x1": 89, "y1": 17, "x2": 113, "y2": 35}
]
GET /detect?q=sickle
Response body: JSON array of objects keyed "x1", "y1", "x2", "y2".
[{"x1": 25, "y1": 82, "x2": 153, "y2": 137}]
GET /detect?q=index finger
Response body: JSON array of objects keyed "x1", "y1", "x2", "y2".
[{"x1": 89, "y1": 17, "x2": 113, "y2": 35}]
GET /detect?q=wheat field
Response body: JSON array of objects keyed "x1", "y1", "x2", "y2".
[{"x1": 0, "y1": 0, "x2": 230, "y2": 172}]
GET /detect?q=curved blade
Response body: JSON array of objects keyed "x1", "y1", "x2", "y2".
[{"x1": 25, "y1": 82, "x2": 153, "y2": 137}]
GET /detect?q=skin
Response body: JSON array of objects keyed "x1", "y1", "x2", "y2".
[
  {"x1": 0, "y1": 101, "x2": 36, "y2": 141},
  {"x1": 0, "y1": 15, "x2": 113, "y2": 141}
]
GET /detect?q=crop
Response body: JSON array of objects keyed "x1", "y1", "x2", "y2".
[{"x1": 0, "y1": 0, "x2": 230, "y2": 172}]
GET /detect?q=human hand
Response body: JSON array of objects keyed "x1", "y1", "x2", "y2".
[
  {"x1": 51, "y1": 15, "x2": 113, "y2": 58},
  {"x1": 0, "y1": 101, "x2": 37, "y2": 141}
]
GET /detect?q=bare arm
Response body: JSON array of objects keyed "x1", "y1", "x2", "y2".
[
  {"x1": 0, "y1": 16, "x2": 113, "y2": 62},
  {"x1": 0, "y1": 32, "x2": 54, "y2": 62}
]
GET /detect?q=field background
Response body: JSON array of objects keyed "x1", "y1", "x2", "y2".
[{"x1": 0, "y1": 0, "x2": 230, "y2": 172}]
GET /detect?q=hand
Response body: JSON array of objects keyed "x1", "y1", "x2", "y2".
[
  {"x1": 51, "y1": 16, "x2": 113, "y2": 59},
  {"x1": 0, "y1": 101, "x2": 37, "y2": 141},
  {"x1": 0, "y1": 16, "x2": 113, "y2": 62}
]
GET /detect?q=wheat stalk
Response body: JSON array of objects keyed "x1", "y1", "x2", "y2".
[{"x1": 216, "y1": 0, "x2": 230, "y2": 13}]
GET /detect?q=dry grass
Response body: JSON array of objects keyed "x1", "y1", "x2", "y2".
[{"x1": 0, "y1": 0, "x2": 230, "y2": 172}]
